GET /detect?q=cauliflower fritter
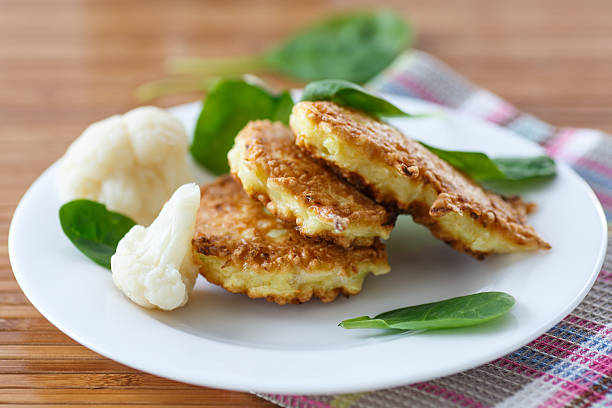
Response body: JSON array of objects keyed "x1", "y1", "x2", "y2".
[
  {"x1": 228, "y1": 120, "x2": 396, "y2": 248},
  {"x1": 290, "y1": 101, "x2": 551, "y2": 259},
  {"x1": 192, "y1": 176, "x2": 390, "y2": 304}
]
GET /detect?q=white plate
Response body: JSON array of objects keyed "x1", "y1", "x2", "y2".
[{"x1": 9, "y1": 95, "x2": 607, "y2": 394}]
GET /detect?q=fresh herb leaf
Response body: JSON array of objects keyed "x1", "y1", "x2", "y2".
[
  {"x1": 300, "y1": 79, "x2": 410, "y2": 118},
  {"x1": 190, "y1": 79, "x2": 294, "y2": 174},
  {"x1": 265, "y1": 11, "x2": 411, "y2": 83},
  {"x1": 421, "y1": 142, "x2": 505, "y2": 180},
  {"x1": 59, "y1": 200, "x2": 136, "y2": 269},
  {"x1": 167, "y1": 11, "x2": 411, "y2": 85},
  {"x1": 422, "y1": 143, "x2": 556, "y2": 181},
  {"x1": 340, "y1": 292, "x2": 515, "y2": 330},
  {"x1": 492, "y1": 156, "x2": 556, "y2": 180}
]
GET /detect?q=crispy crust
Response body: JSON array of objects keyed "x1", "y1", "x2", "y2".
[
  {"x1": 200, "y1": 261, "x2": 364, "y2": 304},
  {"x1": 192, "y1": 176, "x2": 390, "y2": 304},
  {"x1": 228, "y1": 120, "x2": 396, "y2": 247},
  {"x1": 291, "y1": 101, "x2": 551, "y2": 258}
]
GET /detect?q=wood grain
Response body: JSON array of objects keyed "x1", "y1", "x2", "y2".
[{"x1": 1, "y1": 0, "x2": 611, "y2": 406}]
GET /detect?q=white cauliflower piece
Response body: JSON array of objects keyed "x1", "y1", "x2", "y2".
[
  {"x1": 57, "y1": 106, "x2": 193, "y2": 225},
  {"x1": 111, "y1": 183, "x2": 201, "y2": 310}
]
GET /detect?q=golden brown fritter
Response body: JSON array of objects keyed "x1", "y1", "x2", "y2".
[
  {"x1": 290, "y1": 101, "x2": 551, "y2": 259},
  {"x1": 228, "y1": 120, "x2": 396, "y2": 248},
  {"x1": 192, "y1": 176, "x2": 390, "y2": 304}
]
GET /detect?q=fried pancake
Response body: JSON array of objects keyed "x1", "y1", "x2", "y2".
[
  {"x1": 228, "y1": 120, "x2": 396, "y2": 248},
  {"x1": 192, "y1": 176, "x2": 390, "y2": 304},
  {"x1": 290, "y1": 101, "x2": 551, "y2": 259}
]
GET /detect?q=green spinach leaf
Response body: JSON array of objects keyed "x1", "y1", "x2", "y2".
[
  {"x1": 492, "y1": 156, "x2": 556, "y2": 180},
  {"x1": 340, "y1": 292, "x2": 515, "y2": 330},
  {"x1": 300, "y1": 79, "x2": 410, "y2": 118},
  {"x1": 422, "y1": 143, "x2": 555, "y2": 181},
  {"x1": 265, "y1": 11, "x2": 411, "y2": 83},
  {"x1": 168, "y1": 11, "x2": 411, "y2": 85},
  {"x1": 59, "y1": 200, "x2": 136, "y2": 269},
  {"x1": 421, "y1": 142, "x2": 505, "y2": 180},
  {"x1": 190, "y1": 79, "x2": 294, "y2": 174}
]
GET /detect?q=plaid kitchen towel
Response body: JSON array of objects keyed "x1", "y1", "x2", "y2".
[{"x1": 258, "y1": 50, "x2": 612, "y2": 408}]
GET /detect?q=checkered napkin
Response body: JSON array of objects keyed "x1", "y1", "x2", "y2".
[{"x1": 258, "y1": 50, "x2": 612, "y2": 408}]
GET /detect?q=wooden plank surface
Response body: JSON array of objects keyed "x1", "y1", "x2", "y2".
[{"x1": 1, "y1": 0, "x2": 611, "y2": 406}]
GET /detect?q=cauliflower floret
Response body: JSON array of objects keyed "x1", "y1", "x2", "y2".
[
  {"x1": 57, "y1": 106, "x2": 193, "y2": 225},
  {"x1": 111, "y1": 183, "x2": 201, "y2": 310}
]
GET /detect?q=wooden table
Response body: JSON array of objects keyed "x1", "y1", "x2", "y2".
[{"x1": 2, "y1": 0, "x2": 611, "y2": 406}]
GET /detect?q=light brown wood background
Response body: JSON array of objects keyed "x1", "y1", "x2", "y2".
[{"x1": 1, "y1": 0, "x2": 611, "y2": 406}]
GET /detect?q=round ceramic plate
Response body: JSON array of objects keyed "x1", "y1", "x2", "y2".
[{"x1": 9, "y1": 95, "x2": 607, "y2": 394}]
